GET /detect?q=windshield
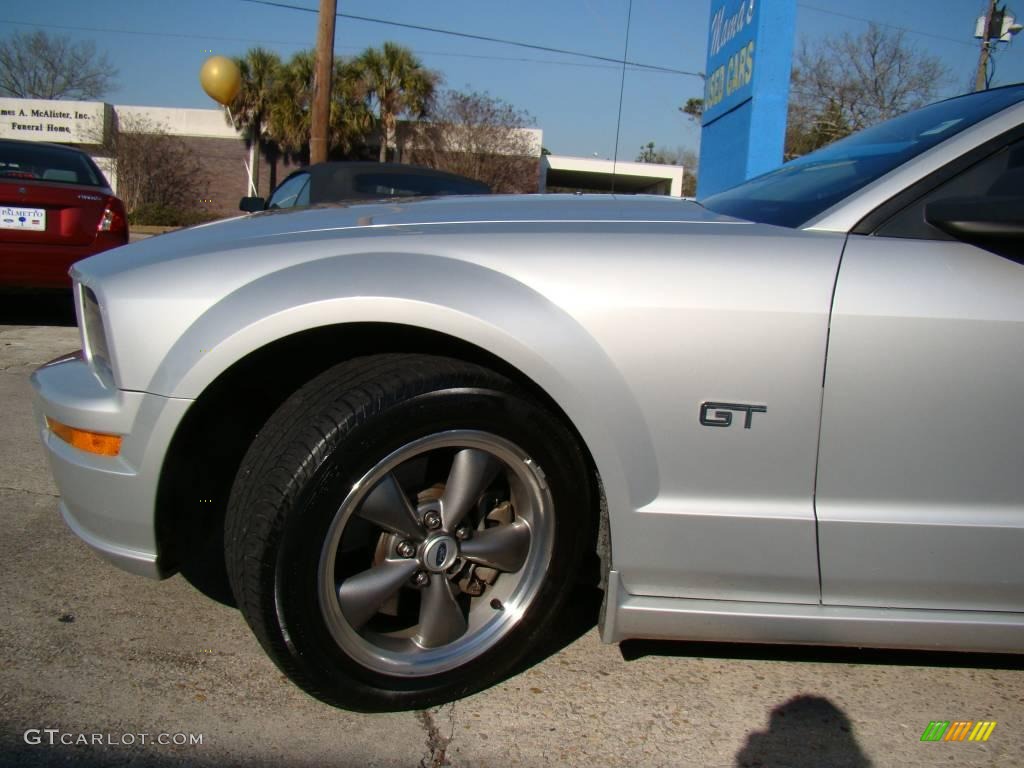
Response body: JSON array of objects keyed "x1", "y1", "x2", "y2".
[{"x1": 701, "y1": 85, "x2": 1024, "y2": 228}]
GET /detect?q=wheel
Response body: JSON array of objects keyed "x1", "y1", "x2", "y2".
[{"x1": 225, "y1": 354, "x2": 593, "y2": 711}]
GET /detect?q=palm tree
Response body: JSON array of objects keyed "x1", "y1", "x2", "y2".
[
  {"x1": 353, "y1": 42, "x2": 439, "y2": 162},
  {"x1": 230, "y1": 48, "x2": 282, "y2": 196},
  {"x1": 269, "y1": 51, "x2": 373, "y2": 163},
  {"x1": 267, "y1": 50, "x2": 314, "y2": 162},
  {"x1": 331, "y1": 58, "x2": 375, "y2": 156}
]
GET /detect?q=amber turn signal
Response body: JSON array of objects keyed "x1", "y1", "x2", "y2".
[{"x1": 46, "y1": 417, "x2": 123, "y2": 457}]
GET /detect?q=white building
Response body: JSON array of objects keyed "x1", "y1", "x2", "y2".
[{"x1": 2, "y1": 97, "x2": 688, "y2": 209}]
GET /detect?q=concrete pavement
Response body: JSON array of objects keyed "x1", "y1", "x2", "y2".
[{"x1": 1, "y1": 320, "x2": 1021, "y2": 767}]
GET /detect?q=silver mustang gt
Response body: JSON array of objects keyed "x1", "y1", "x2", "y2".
[{"x1": 32, "y1": 85, "x2": 1024, "y2": 711}]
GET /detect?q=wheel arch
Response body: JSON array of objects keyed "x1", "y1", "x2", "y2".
[
  {"x1": 154, "y1": 321, "x2": 611, "y2": 593},
  {"x1": 152, "y1": 253, "x2": 651, "y2": 599}
]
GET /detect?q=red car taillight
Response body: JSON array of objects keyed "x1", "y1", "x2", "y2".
[{"x1": 97, "y1": 197, "x2": 128, "y2": 239}]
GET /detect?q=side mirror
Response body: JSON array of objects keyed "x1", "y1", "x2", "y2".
[
  {"x1": 239, "y1": 196, "x2": 266, "y2": 213},
  {"x1": 925, "y1": 196, "x2": 1024, "y2": 242}
]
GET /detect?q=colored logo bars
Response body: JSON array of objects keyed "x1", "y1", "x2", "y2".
[{"x1": 921, "y1": 721, "x2": 997, "y2": 742}]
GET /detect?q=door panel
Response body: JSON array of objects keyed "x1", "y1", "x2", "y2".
[
  {"x1": 816, "y1": 235, "x2": 1024, "y2": 610},
  {"x1": 560, "y1": 225, "x2": 843, "y2": 603}
]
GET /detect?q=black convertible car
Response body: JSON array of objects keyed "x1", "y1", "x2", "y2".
[{"x1": 240, "y1": 162, "x2": 491, "y2": 211}]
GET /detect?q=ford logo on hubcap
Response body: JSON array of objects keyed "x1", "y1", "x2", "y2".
[{"x1": 424, "y1": 536, "x2": 457, "y2": 572}]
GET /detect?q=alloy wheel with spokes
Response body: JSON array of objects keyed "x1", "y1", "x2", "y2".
[{"x1": 320, "y1": 430, "x2": 554, "y2": 677}]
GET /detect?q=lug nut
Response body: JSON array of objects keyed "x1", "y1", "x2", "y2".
[
  {"x1": 455, "y1": 525, "x2": 472, "y2": 540},
  {"x1": 396, "y1": 540, "x2": 416, "y2": 558},
  {"x1": 423, "y1": 510, "x2": 442, "y2": 530},
  {"x1": 413, "y1": 571, "x2": 430, "y2": 587}
]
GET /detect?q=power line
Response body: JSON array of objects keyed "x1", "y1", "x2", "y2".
[
  {"x1": 233, "y1": 0, "x2": 704, "y2": 77},
  {"x1": 797, "y1": 3, "x2": 978, "y2": 48},
  {"x1": 0, "y1": 19, "x2": 679, "y2": 74},
  {"x1": 0, "y1": 19, "x2": 304, "y2": 46}
]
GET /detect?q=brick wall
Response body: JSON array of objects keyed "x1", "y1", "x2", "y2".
[{"x1": 177, "y1": 136, "x2": 301, "y2": 218}]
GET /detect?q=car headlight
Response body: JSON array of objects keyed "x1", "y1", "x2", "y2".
[{"x1": 77, "y1": 283, "x2": 113, "y2": 380}]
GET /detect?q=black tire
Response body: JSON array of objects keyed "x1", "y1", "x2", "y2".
[{"x1": 224, "y1": 354, "x2": 593, "y2": 711}]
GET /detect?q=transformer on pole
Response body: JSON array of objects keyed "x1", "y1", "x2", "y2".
[{"x1": 975, "y1": 1, "x2": 1022, "y2": 91}]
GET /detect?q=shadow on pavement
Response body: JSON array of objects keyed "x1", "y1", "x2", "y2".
[
  {"x1": 619, "y1": 638, "x2": 1024, "y2": 670},
  {"x1": 0, "y1": 290, "x2": 76, "y2": 327},
  {"x1": 735, "y1": 695, "x2": 872, "y2": 768},
  {"x1": 179, "y1": 550, "x2": 238, "y2": 609}
]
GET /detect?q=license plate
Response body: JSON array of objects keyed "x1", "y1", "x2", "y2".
[{"x1": 0, "y1": 206, "x2": 46, "y2": 231}]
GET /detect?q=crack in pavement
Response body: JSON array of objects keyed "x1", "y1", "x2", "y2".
[
  {"x1": 417, "y1": 704, "x2": 457, "y2": 768},
  {"x1": 0, "y1": 485, "x2": 59, "y2": 499}
]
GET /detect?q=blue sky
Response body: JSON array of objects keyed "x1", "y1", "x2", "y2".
[{"x1": 2, "y1": 1, "x2": 1021, "y2": 160}]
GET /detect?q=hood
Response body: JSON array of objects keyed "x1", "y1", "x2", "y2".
[
  {"x1": 68, "y1": 193, "x2": 760, "y2": 396},
  {"x1": 74, "y1": 194, "x2": 738, "y2": 281}
]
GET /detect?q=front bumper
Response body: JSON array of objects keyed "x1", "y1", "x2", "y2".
[{"x1": 31, "y1": 352, "x2": 193, "y2": 578}]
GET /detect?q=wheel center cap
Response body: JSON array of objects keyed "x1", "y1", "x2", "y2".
[{"x1": 422, "y1": 535, "x2": 458, "y2": 573}]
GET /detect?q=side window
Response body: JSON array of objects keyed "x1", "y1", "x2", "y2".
[
  {"x1": 352, "y1": 173, "x2": 488, "y2": 198},
  {"x1": 267, "y1": 173, "x2": 311, "y2": 209},
  {"x1": 295, "y1": 176, "x2": 311, "y2": 207},
  {"x1": 875, "y1": 137, "x2": 1024, "y2": 240},
  {"x1": 353, "y1": 174, "x2": 430, "y2": 197}
]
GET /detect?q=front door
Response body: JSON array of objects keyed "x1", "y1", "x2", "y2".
[{"x1": 816, "y1": 136, "x2": 1024, "y2": 611}]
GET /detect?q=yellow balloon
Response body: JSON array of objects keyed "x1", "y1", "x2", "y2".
[{"x1": 199, "y1": 56, "x2": 242, "y2": 106}]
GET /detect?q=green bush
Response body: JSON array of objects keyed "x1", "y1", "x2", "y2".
[{"x1": 128, "y1": 204, "x2": 219, "y2": 228}]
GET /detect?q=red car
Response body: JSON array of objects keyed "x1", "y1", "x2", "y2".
[{"x1": 0, "y1": 139, "x2": 128, "y2": 288}]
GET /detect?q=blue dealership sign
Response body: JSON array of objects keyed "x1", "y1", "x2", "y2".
[
  {"x1": 697, "y1": 0, "x2": 796, "y2": 197},
  {"x1": 703, "y1": 0, "x2": 760, "y2": 124}
]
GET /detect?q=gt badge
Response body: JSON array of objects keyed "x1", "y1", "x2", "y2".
[{"x1": 699, "y1": 402, "x2": 767, "y2": 429}]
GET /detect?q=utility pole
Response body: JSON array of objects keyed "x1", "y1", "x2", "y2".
[
  {"x1": 310, "y1": 0, "x2": 337, "y2": 164},
  {"x1": 975, "y1": 0, "x2": 998, "y2": 90}
]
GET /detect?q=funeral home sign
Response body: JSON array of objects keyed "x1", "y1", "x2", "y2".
[{"x1": 0, "y1": 99, "x2": 111, "y2": 144}]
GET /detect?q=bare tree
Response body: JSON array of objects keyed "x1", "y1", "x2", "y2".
[
  {"x1": 405, "y1": 89, "x2": 538, "y2": 193},
  {"x1": 0, "y1": 30, "x2": 117, "y2": 100},
  {"x1": 787, "y1": 23, "x2": 949, "y2": 157},
  {"x1": 98, "y1": 115, "x2": 207, "y2": 221}
]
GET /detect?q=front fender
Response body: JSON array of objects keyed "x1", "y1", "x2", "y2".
[{"x1": 153, "y1": 251, "x2": 659, "y2": 515}]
